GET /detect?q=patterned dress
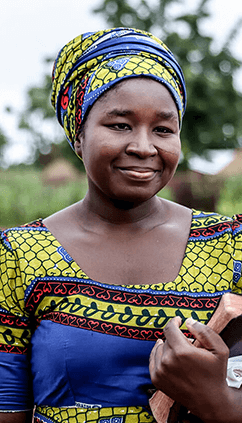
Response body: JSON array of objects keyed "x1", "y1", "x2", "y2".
[{"x1": 0, "y1": 210, "x2": 242, "y2": 423}]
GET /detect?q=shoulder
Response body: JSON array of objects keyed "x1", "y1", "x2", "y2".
[
  {"x1": 43, "y1": 202, "x2": 85, "y2": 243},
  {"x1": 0, "y1": 219, "x2": 52, "y2": 259},
  {"x1": 157, "y1": 198, "x2": 192, "y2": 223},
  {"x1": 231, "y1": 213, "x2": 242, "y2": 233},
  {"x1": 188, "y1": 210, "x2": 242, "y2": 245},
  {"x1": 0, "y1": 220, "x2": 48, "y2": 252},
  {"x1": 0, "y1": 220, "x2": 48, "y2": 307},
  {"x1": 190, "y1": 210, "x2": 241, "y2": 231}
]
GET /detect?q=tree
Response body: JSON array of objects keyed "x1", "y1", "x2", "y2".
[
  {"x1": 16, "y1": 0, "x2": 242, "y2": 169},
  {"x1": 0, "y1": 127, "x2": 8, "y2": 168},
  {"x1": 18, "y1": 58, "x2": 84, "y2": 170},
  {"x1": 93, "y1": 0, "x2": 242, "y2": 167}
]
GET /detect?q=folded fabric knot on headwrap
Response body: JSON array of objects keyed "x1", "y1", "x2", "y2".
[{"x1": 51, "y1": 27, "x2": 186, "y2": 150}]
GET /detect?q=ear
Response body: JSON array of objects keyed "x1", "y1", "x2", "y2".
[{"x1": 74, "y1": 135, "x2": 83, "y2": 159}]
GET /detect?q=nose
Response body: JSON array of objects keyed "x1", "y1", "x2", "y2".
[{"x1": 125, "y1": 130, "x2": 157, "y2": 158}]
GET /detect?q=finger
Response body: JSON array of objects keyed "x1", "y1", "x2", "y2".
[
  {"x1": 149, "y1": 339, "x2": 164, "y2": 372},
  {"x1": 149, "y1": 338, "x2": 163, "y2": 362},
  {"x1": 163, "y1": 316, "x2": 190, "y2": 348},
  {"x1": 186, "y1": 318, "x2": 229, "y2": 355},
  {"x1": 149, "y1": 338, "x2": 164, "y2": 363}
]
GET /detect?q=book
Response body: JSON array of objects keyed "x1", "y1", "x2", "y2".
[{"x1": 149, "y1": 292, "x2": 242, "y2": 423}]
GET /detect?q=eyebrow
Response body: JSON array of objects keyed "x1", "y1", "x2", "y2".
[
  {"x1": 155, "y1": 111, "x2": 178, "y2": 121},
  {"x1": 106, "y1": 109, "x2": 178, "y2": 121},
  {"x1": 106, "y1": 109, "x2": 133, "y2": 117}
]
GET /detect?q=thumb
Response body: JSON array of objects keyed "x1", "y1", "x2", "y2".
[
  {"x1": 149, "y1": 338, "x2": 164, "y2": 362},
  {"x1": 149, "y1": 338, "x2": 164, "y2": 371},
  {"x1": 186, "y1": 318, "x2": 229, "y2": 354}
]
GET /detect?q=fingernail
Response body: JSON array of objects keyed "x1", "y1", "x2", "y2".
[
  {"x1": 186, "y1": 317, "x2": 197, "y2": 326},
  {"x1": 156, "y1": 338, "x2": 163, "y2": 345},
  {"x1": 186, "y1": 317, "x2": 203, "y2": 326}
]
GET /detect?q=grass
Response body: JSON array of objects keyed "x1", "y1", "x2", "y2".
[{"x1": 0, "y1": 168, "x2": 88, "y2": 228}]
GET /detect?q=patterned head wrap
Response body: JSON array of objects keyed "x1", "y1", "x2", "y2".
[{"x1": 51, "y1": 27, "x2": 186, "y2": 150}]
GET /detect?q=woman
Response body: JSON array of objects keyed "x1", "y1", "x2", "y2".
[{"x1": 0, "y1": 28, "x2": 241, "y2": 423}]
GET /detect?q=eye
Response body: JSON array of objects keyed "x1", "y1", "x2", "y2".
[
  {"x1": 154, "y1": 126, "x2": 173, "y2": 134},
  {"x1": 109, "y1": 123, "x2": 131, "y2": 131}
]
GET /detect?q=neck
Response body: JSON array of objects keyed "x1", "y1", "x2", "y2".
[{"x1": 78, "y1": 188, "x2": 164, "y2": 227}]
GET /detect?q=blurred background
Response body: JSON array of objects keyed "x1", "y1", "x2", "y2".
[{"x1": 1, "y1": 0, "x2": 242, "y2": 228}]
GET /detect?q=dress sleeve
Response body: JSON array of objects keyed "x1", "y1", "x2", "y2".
[
  {"x1": 231, "y1": 214, "x2": 242, "y2": 293},
  {"x1": 0, "y1": 230, "x2": 33, "y2": 411}
]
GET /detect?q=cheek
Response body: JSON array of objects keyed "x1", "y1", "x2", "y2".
[
  {"x1": 171, "y1": 146, "x2": 181, "y2": 163},
  {"x1": 158, "y1": 142, "x2": 181, "y2": 165},
  {"x1": 81, "y1": 143, "x2": 112, "y2": 176},
  {"x1": 84, "y1": 137, "x2": 119, "y2": 164},
  {"x1": 169, "y1": 138, "x2": 181, "y2": 158}
]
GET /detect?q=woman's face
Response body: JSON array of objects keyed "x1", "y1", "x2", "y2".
[{"x1": 74, "y1": 77, "x2": 181, "y2": 204}]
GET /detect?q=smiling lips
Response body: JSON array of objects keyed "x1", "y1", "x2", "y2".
[{"x1": 118, "y1": 167, "x2": 159, "y2": 180}]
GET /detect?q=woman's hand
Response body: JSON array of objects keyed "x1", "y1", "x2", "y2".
[{"x1": 149, "y1": 317, "x2": 242, "y2": 422}]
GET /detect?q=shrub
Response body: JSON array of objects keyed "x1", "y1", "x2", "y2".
[{"x1": 0, "y1": 169, "x2": 87, "y2": 228}]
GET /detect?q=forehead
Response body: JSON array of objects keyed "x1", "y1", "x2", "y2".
[{"x1": 89, "y1": 77, "x2": 179, "y2": 118}]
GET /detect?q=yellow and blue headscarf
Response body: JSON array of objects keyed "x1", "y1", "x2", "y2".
[{"x1": 51, "y1": 27, "x2": 186, "y2": 150}]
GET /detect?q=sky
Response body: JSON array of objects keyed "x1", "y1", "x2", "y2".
[{"x1": 1, "y1": 0, "x2": 242, "y2": 166}]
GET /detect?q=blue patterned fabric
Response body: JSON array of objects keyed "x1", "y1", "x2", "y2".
[{"x1": 51, "y1": 27, "x2": 186, "y2": 149}]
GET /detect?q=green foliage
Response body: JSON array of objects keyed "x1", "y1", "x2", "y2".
[
  {"x1": 17, "y1": 59, "x2": 72, "y2": 166},
  {"x1": 0, "y1": 169, "x2": 88, "y2": 228},
  {"x1": 0, "y1": 128, "x2": 8, "y2": 167},
  {"x1": 157, "y1": 186, "x2": 174, "y2": 201},
  {"x1": 19, "y1": 60, "x2": 54, "y2": 125},
  {"x1": 18, "y1": 61, "x2": 85, "y2": 170},
  {"x1": 12, "y1": 0, "x2": 242, "y2": 169},
  {"x1": 216, "y1": 175, "x2": 242, "y2": 216},
  {"x1": 93, "y1": 0, "x2": 161, "y2": 30},
  {"x1": 93, "y1": 0, "x2": 182, "y2": 33},
  {"x1": 93, "y1": 0, "x2": 242, "y2": 168}
]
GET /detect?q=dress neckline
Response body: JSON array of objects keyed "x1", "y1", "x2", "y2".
[{"x1": 34, "y1": 210, "x2": 196, "y2": 288}]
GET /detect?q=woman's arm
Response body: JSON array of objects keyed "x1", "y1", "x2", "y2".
[
  {"x1": 149, "y1": 317, "x2": 242, "y2": 423},
  {"x1": 0, "y1": 410, "x2": 33, "y2": 423},
  {"x1": 0, "y1": 235, "x2": 34, "y2": 421}
]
